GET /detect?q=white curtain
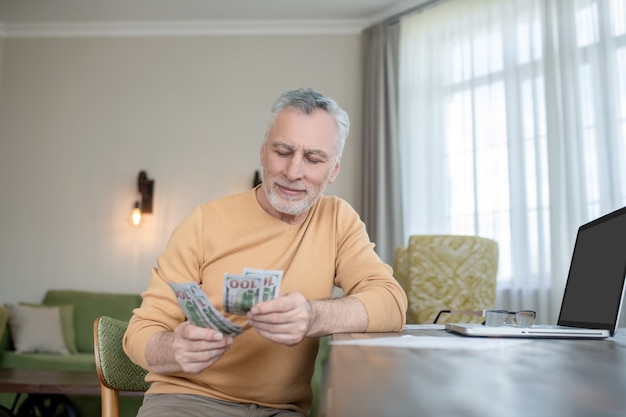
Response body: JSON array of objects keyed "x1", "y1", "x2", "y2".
[{"x1": 398, "y1": 0, "x2": 626, "y2": 323}]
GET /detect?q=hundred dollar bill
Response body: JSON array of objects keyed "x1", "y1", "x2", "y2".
[
  {"x1": 169, "y1": 282, "x2": 243, "y2": 336},
  {"x1": 243, "y1": 268, "x2": 283, "y2": 302},
  {"x1": 223, "y1": 273, "x2": 262, "y2": 315},
  {"x1": 189, "y1": 283, "x2": 244, "y2": 336},
  {"x1": 223, "y1": 268, "x2": 283, "y2": 315}
]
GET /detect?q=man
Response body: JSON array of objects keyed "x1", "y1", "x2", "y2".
[{"x1": 123, "y1": 88, "x2": 407, "y2": 417}]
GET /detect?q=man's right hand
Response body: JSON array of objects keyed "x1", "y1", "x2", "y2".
[{"x1": 145, "y1": 321, "x2": 234, "y2": 375}]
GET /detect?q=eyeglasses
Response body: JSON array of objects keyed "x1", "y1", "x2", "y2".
[{"x1": 434, "y1": 309, "x2": 536, "y2": 327}]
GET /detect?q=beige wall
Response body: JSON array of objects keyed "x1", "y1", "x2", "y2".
[{"x1": 0, "y1": 34, "x2": 362, "y2": 303}]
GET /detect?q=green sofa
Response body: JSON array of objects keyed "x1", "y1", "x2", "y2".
[{"x1": 0, "y1": 289, "x2": 144, "y2": 417}]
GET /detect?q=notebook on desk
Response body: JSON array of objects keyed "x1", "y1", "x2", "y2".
[{"x1": 446, "y1": 206, "x2": 626, "y2": 339}]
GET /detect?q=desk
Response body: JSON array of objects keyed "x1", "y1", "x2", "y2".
[{"x1": 322, "y1": 328, "x2": 626, "y2": 417}]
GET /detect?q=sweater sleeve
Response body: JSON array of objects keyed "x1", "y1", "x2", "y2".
[
  {"x1": 333, "y1": 200, "x2": 407, "y2": 332},
  {"x1": 123, "y1": 206, "x2": 205, "y2": 369}
]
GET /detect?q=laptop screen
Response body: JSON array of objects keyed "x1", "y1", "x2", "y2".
[{"x1": 558, "y1": 206, "x2": 626, "y2": 330}]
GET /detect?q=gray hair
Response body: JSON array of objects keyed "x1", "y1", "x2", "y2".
[{"x1": 265, "y1": 88, "x2": 350, "y2": 159}]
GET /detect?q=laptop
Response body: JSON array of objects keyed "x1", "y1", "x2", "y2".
[{"x1": 446, "y1": 205, "x2": 626, "y2": 339}]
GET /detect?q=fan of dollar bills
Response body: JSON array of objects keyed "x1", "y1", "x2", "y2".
[{"x1": 169, "y1": 268, "x2": 283, "y2": 336}]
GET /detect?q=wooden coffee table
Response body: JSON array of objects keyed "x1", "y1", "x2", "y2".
[{"x1": 0, "y1": 368, "x2": 102, "y2": 417}]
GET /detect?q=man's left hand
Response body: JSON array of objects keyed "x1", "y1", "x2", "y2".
[{"x1": 246, "y1": 292, "x2": 314, "y2": 345}]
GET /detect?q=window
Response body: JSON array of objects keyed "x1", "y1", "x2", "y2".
[{"x1": 398, "y1": 0, "x2": 626, "y2": 321}]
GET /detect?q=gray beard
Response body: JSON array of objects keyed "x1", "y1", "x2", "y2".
[{"x1": 266, "y1": 191, "x2": 314, "y2": 216}]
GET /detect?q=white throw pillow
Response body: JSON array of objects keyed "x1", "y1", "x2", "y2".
[{"x1": 6, "y1": 304, "x2": 69, "y2": 355}]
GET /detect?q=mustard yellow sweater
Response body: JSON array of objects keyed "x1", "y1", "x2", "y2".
[{"x1": 124, "y1": 187, "x2": 407, "y2": 414}]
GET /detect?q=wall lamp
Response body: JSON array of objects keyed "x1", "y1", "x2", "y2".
[
  {"x1": 131, "y1": 170, "x2": 154, "y2": 226},
  {"x1": 253, "y1": 170, "x2": 262, "y2": 187}
]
